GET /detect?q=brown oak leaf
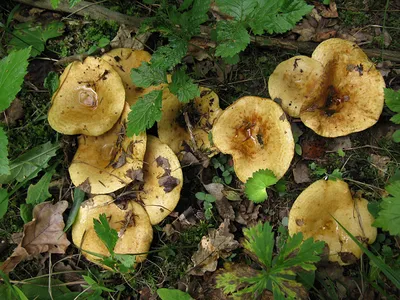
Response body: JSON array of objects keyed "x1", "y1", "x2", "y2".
[{"x1": 0, "y1": 201, "x2": 70, "y2": 274}]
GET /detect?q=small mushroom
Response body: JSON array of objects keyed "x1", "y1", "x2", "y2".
[
  {"x1": 69, "y1": 103, "x2": 146, "y2": 194},
  {"x1": 212, "y1": 96, "x2": 294, "y2": 182},
  {"x1": 101, "y1": 48, "x2": 158, "y2": 106},
  {"x1": 268, "y1": 56, "x2": 326, "y2": 118},
  {"x1": 268, "y1": 38, "x2": 385, "y2": 137},
  {"x1": 288, "y1": 179, "x2": 377, "y2": 265},
  {"x1": 158, "y1": 87, "x2": 222, "y2": 155},
  {"x1": 139, "y1": 135, "x2": 183, "y2": 225},
  {"x1": 72, "y1": 195, "x2": 153, "y2": 268},
  {"x1": 48, "y1": 57, "x2": 125, "y2": 136}
]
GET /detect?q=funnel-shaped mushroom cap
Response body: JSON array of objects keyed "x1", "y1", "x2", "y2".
[
  {"x1": 268, "y1": 56, "x2": 326, "y2": 118},
  {"x1": 212, "y1": 96, "x2": 294, "y2": 182},
  {"x1": 301, "y1": 39, "x2": 385, "y2": 137},
  {"x1": 69, "y1": 103, "x2": 147, "y2": 194},
  {"x1": 140, "y1": 136, "x2": 183, "y2": 225},
  {"x1": 72, "y1": 195, "x2": 153, "y2": 268},
  {"x1": 158, "y1": 87, "x2": 222, "y2": 155},
  {"x1": 288, "y1": 179, "x2": 377, "y2": 265},
  {"x1": 48, "y1": 57, "x2": 125, "y2": 136},
  {"x1": 101, "y1": 49, "x2": 153, "y2": 106}
]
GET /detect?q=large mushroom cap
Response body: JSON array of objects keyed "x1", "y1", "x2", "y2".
[
  {"x1": 300, "y1": 39, "x2": 385, "y2": 137},
  {"x1": 158, "y1": 87, "x2": 222, "y2": 155},
  {"x1": 212, "y1": 96, "x2": 294, "y2": 182},
  {"x1": 268, "y1": 56, "x2": 326, "y2": 118},
  {"x1": 69, "y1": 103, "x2": 147, "y2": 194},
  {"x1": 72, "y1": 195, "x2": 153, "y2": 268},
  {"x1": 288, "y1": 179, "x2": 377, "y2": 265},
  {"x1": 48, "y1": 56, "x2": 125, "y2": 136},
  {"x1": 101, "y1": 49, "x2": 153, "y2": 106},
  {"x1": 139, "y1": 135, "x2": 183, "y2": 225}
]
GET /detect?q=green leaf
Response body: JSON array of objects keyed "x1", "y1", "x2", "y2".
[
  {"x1": 215, "y1": 21, "x2": 250, "y2": 58},
  {"x1": 82, "y1": 275, "x2": 115, "y2": 293},
  {"x1": 126, "y1": 90, "x2": 163, "y2": 136},
  {"x1": 295, "y1": 144, "x2": 302, "y2": 156},
  {"x1": 19, "y1": 278, "x2": 71, "y2": 300},
  {"x1": 0, "y1": 188, "x2": 9, "y2": 219},
  {"x1": 13, "y1": 286, "x2": 28, "y2": 300},
  {"x1": 20, "y1": 203, "x2": 33, "y2": 223},
  {"x1": 93, "y1": 213, "x2": 118, "y2": 254},
  {"x1": 151, "y1": 38, "x2": 188, "y2": 70},
  {"x1": 69, "y1": 0, "x2": 82, "y2": 8},
  {"x1": 43, "y1": 71, "x2": 59, "y2": 96},
  {"x1": 64, "y1": 188, "x2": 86, "y2": 232},
  {"x1": 389, "y1": 114, "x2": 400, "y2": 124},
  {"x1": 9, "y1": 21, "x2": 64, "y2": 57},
  {"x1": 215, "y1": 0, "x2": 257, "y2": 21},
  {"x1": 385, "y1": 88, "x2": 400, "y2": 113},
  {"x1": 157, "y1": 288, "x2": 193, "y2": 300},
  {"x1": 392, "y1": 129, "x2": 400, "y2": 143},
  {"x1": 50, "y1": 0, "x2": 61, "y2": 9},
  {"x1": 243, "y1": 222, "x2": 274, "y2": 268},
  {"x1": 114, "y1": 253, "x2": 136, "y2": 273},
  {"x1": 373, "y1": 180, "x2": 400, "y2": 235},
  {"x1": 328, "y1": 169, "x2": 343, "y2": 181},
  {"x1": 26, "y1": 169, "x2": 55, "y2": 205},
  {"x1": 0, "y1": 126, "x2": 9, "y2": 176},
  {"x1": 0, "y1": 142, "x2": 59, "y2": 184},
  {"x1": 244, "y1": 169, "x2": 278, "y2": 203},
  {"x1": 337, "y1": 148, "x2": 345, "y2": 157},
  {"x1": 97, "y1": 37, "x2": 110, "y2": 48},
  {"x1": 248, "y1": 0, "x2": 313, "y2": 35},
  {"x1": 131, "y1": 62, "x2": 167, "y2": 88},
  {"x1": 169, "y1": 69, "x2": 200, "y2": 103},
  {"x1": 223, "y1": 54, "x2": 240, "y2": 65},
  {"x1": 0, "y1": 47, "x2": 30, "y2": 112}
]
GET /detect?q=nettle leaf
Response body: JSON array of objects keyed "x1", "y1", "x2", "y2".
[
  {"x1": 26, "y1": 169, "x2": 55, "y2": 205},
  {"x1": 93, "y1": 213, "x2": 118, "y2": 255},
  {"x1": 131, "y1": 62, "x2": 167, "y2": 88},
  {"x1": 0, "y1": 47, "x2": 30, "y2": 112},
  {"x1": 0, "y1": 142, "x2": 59, "y2": 184},
  {"x1": 216, "y1": 0, "x2": 257, "y2": 21},
  {"x1": 0, "y1": 188, "x2": 9, "y2": 219},
  {"x1": 126, "y1": 90, "x2": 163, "y2": 136},
  {"x1": 385, "y1": 88, "x2": 400, "y2": 113},
  {"x1": 0, "y1": 127, "x2": 9, "y2": 176},
  {"x1": 249, "y1": 0, "x2": 313, "y2": 35},
  {"x1": 244, "y1": 169, "x2": 278, "y2": 203},
  {"x1": 169, "y1": 69, "x2": 200, "y2": 103},
  {"x1": 10, "y1": 21, "x2": 64, "y2": 57},
  {"x1": 151, "y1": 38, "x2": 188, "y2": 70},
  {"x1": 373, "y1": 180, "x2": 400, "y2": 235},
  {"x1": 157, "y1": 288, "x2": 193, "y2": 300},
  {"x1": 215, "y1": 21, "x2": 250, "y2": 58}
]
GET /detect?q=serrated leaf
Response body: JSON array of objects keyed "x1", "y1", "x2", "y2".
[
  {"x1": 10, "y1": 21, "x2": 64, "y2": 57},
  {"x1": 249, "y1": 0, "x2": 313, "y2": 35},
  {"x1": 0, "y1": 126, "x2": 9, "y2": 176},
  {"x1": 0, "y1": 47, "x2": 30, "y2": 112},
  {"x1": 243, "y1": 222, "x2": 274, "y2": 268},
  {"x1": 390, "y1": 114, "x2": 400, "y2": 124},
  {"x1": 328, "y1": 169, "x2": 343, "y2": 181},
  {"x1": 126, "y1": 90, "x2": 163, "y2": 136},
  {"x1": 43, "y1": 71, "x2": 59, "y2": 96},
  {"x1": 151, "y1": 38, "x2": 188, "y2": 71},
  {"x1": 0, "y1": 142, "x2": 59, "y2": 184},
  {"x1": 0, "y1": 188, "x2": 8, "y2": 219},
  {"x1": 169, "y1": 69, "x2": 200, "y2": 103},
  {"x1": 157, "y1": 288, "x2": 193, "y2": 300},
  {"x1": 215, "y1": 0, "x2": 257, "y2": 21},
  {"x1": 215, "y1": 21, "x2": 250, "y2": 58},
  {"x1": 114, "y1": 253, "x2": 136, "y2": 271},
  {"x1": 131, "y1": 62, "x2": 167, "y2": 88},
  {"x1": 244, "y1": 169, "x2": 278, "y2": 203},
  {"x1": 26, "y1": 169, "x2": 55, "y2": 205},
  {"x1": 373, "y1": 180, "x2": 400, "y2": 235},
  {"x1": 93, "y1": 213, "x2": 118, "y2": 255},
  {"x1": 64, "y1": 188, "x2": 85, "y2": 232},
  {"x1": 385, "y1": 88, "x2": 400, "y2": 113}
]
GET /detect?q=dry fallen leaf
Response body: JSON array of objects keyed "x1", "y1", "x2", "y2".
[
  {"x1": 293, "y1": 162, "x2": 311, "y2": 184},
  {"x1": 0, "y1": 201, "x2": 70, "y2": 274},
  {"x1": 110, "y1": 24, "x2": 151, "y2": 49},
  {"x1": 189, "y1": 219, "x2": 239, "y2": 276}
]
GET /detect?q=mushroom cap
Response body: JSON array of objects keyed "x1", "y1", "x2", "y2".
[
  {"x1": 101, "y1": 48, "x2": 153, "y2": 106},
  {"x1": 268, "y1": 56, "x2": 326, "y2": 118},
  {"x1": 288, "y1": 179, "x2": 377, "y2": 265},
  {"x1": 140, "y1": 135, "x2": 183, "y2": 225},
  {"x1": 48, "y1": 57, "x2": 125, "y2": 136},
  {"x1": 212, "y1": 96, "x2": 294, "y2": 182},
  {"x1": 158, "y1": 87, "x2": 222, "y2": 154},
  {"x1": 69, "y1": 103, "x2": 147, "y2": 194},
  {"x1": 300, "y1": 38, "x2": 385, "y2": 137},
  {"x1": 72, "y1": 195, "x2": 153, "y2": 268}
]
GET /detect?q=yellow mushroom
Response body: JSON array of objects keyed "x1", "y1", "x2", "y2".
[
  {"x1": 48, "y1": 57, "x2": 125, "y2": 136},
  {"x1": 288, "y1": 179, "x2": 377, "y2": 265}
]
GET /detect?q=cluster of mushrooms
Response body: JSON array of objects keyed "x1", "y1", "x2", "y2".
[{"x1": 47, "y1": 38, "x2": 384, "y2": 270}]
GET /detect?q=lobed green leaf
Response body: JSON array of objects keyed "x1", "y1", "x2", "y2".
[
  {"x1": 93, "y1": 213, "x2": 118, "y2": 255},
  {"x1": 215, "y1": 21, "x2": 250, "y2": 58},
  {"x1": 244, "y1": 169, "x2": 278, "y2": 203},
  {"x1": 169, "y1": 68, "x2": 200, "y2": 103}
]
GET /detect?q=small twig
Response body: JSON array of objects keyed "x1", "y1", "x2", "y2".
[{"x1": 183, "y1": 111, "x2": 198, "y2": 152}]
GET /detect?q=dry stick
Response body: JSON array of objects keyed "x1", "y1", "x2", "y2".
[{"x1": 15, "y1": 0, "x2": 400, "y2": 62}]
